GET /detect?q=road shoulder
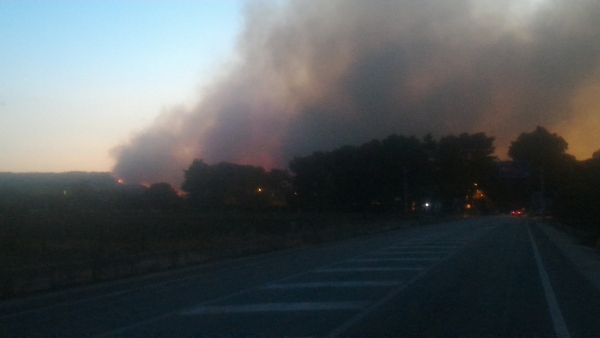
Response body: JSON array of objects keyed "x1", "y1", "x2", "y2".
[{"x1": 536, "y1": 220, "x2": 600, "y2": 293}]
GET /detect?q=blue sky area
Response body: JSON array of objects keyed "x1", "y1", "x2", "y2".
[{"x1": 0, "y1": 1, "x2": 243, "y2": 172}]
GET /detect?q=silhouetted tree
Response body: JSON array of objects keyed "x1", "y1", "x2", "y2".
[
  {"x1": 436, "y1": 132, "x2": 497, "y2": 212},
  {"x1": 379, "y1": 134, "x2": 430, "y2": 209},
  {"x1": 553, "y1": 155, "x2": 600, "y2": 242},
  {"x1": 508, "y1": 126, "x2": 572, "y2": 170},
  {"x1": 145, "y1": 182, "x2": 180, "y2": 209},
  {"x1": 289, "y1": 134, "x2": 431, "y2": 212},
  {"x1": 182, "y1": 160, "x2": 287, "y2": 209},
  {"x1": 67, "y1": 180, "x2": 97, "y2": 207},
  {"x1": 289, "y1": 152, "x2": 332, "y2": 211},
  {"x1": 508, "y1": 126, "x2": 576, "y2": 213}
]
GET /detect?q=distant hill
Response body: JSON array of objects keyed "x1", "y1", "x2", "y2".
[{"x1": 0, "y1": 172, "x2": 118, "y2": 196}]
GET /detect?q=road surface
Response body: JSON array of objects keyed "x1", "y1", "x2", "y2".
[{"x1": 1, "y1": 216, "x2": 600, "y2": 337}]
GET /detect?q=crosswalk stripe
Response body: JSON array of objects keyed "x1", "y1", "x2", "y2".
[
  {"x1": 388, "y1": 246, "x2": 459, "y2": 249},
  {"x1": 182, "y1": 301, "x2": 369, "y2": 315},
  {"x1": 315, "y1": 267, "x2": 424, "y2": 272},
  {"x1": 349, "y1": 258, "x2": 438, "y2": 262},
  {"x1": 370, "y1": 251, "x2": 451, "y2": 255},
  {"x1": 264, "y1": 281, "x2": 403, "y2": 289}
]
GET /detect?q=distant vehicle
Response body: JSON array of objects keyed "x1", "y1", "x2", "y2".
[{"x1": 511, "y1": 210, "x2": 523, "y2": 216}]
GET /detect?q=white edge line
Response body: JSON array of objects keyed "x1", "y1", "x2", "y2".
[{"x1": 527, "y1": 223, "x2": 570, "y2": 338}]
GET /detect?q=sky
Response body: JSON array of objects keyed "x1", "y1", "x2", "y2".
[
  {"x1": 2, "y1": 0, "x2": 600, "y2": 187},
  {"x1": 0, "y1": 1, "x2": 242, "y2": 173}
]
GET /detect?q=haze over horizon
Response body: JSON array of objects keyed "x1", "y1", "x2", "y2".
[{"x1": 2, "y1": 0, "x2": 600, "y2": 187}]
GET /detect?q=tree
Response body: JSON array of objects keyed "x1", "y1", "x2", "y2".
[
  {"x1": 288, "y1": 135, "x2": 432, "y2": 212},
  {"x1": 145, "y1": 182, "x2": 180, "y2": 209},
  {"x1": 289, "y1": 151, "x2": 332, "y2": 211},
  {"x1": 508, "y1": 126, "x2": 576, "y2": 214},
  {"x1": 289, "y1": 132, "x2": 500, "y2": 213},
  {"x1": 549, "y1": 154, "x2": 600, "y2": 247},
  {"x1": 181, "y1": 159, "x2": 212, "y2": 205},
  {"x1": 508, "y1": 126, "x2": 570, "y2": 169},
  {"x1": 436, "y1": 132, "x2": 497, "y2": 211},
  {"x1": 181, "y1": 160, "x2": 287, "y2": 208}
]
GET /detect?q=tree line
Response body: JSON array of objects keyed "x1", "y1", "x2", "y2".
[
  {"x1": 285, "y1": 133, "x2": 496, "y2": 212},
  {"x1": 1, "y1": 127, "x2": 598, "y2": 239},
  {"x1": 180, "y1": 132, "x2": 495, "y2": 213},
  {"x1": 180, "y1": 127, "x2": 599, "y2": 235},
  {"x1": 180, "y1": 132, "x2": 498, "y2": 213}
]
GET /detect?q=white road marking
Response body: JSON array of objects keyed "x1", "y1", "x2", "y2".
[
  {"x1": 0, "y1": 251, "x2": 288, "y2": 320},
  {"x1": 349, "y1": 258, "x2": 438, "y2": 262},
  {"x1": 264, "y1": 281, "x2": 403, "y2": 289},
  {"x1": 407, "y1": 239, "x2": 468, "y2": 244},
  {"x1": 388, "y1": 245, "x2": 459, "y2": 249},
  {"x1": 527, "y1": 224, "x2": 571, "y2": 338},
  {"x1": 375, "y1": 250, "x2": 452, "y2": 255},
  {"x1": 95, "y1": 225, "x2": 493, "y2": 337},
  {"x1": 316, "y1": 267, "x2": 424, "y2": 272},
  {"x1": 408, "y1": 242, "x2": 465, "y2": 248},
  {"x1": 327, "y1": 244, "x2": 467, "y2": 337},
  {"x1": 182, "y1": 301, "x2": 369, "y2": 315},
  {"x1": 380, "y1": 248, "x2": 452, "y2": 254}
]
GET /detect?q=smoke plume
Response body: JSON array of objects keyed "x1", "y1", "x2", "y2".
[{"x1": 112, "y1": 0, "x2": 600, "y2": 187}]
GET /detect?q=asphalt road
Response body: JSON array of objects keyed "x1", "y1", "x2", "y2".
[{"x1": 2, "y1": 216, "x2": 600, "y2": 337}]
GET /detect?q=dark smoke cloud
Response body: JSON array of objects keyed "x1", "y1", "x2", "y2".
[{"x1": 112, "y1": 0, "x2": 600, "y2": 187}]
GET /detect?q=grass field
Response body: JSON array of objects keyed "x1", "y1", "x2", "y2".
[{"x1": 1, "y1": 208, "x2": 453, "y2": 299}]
